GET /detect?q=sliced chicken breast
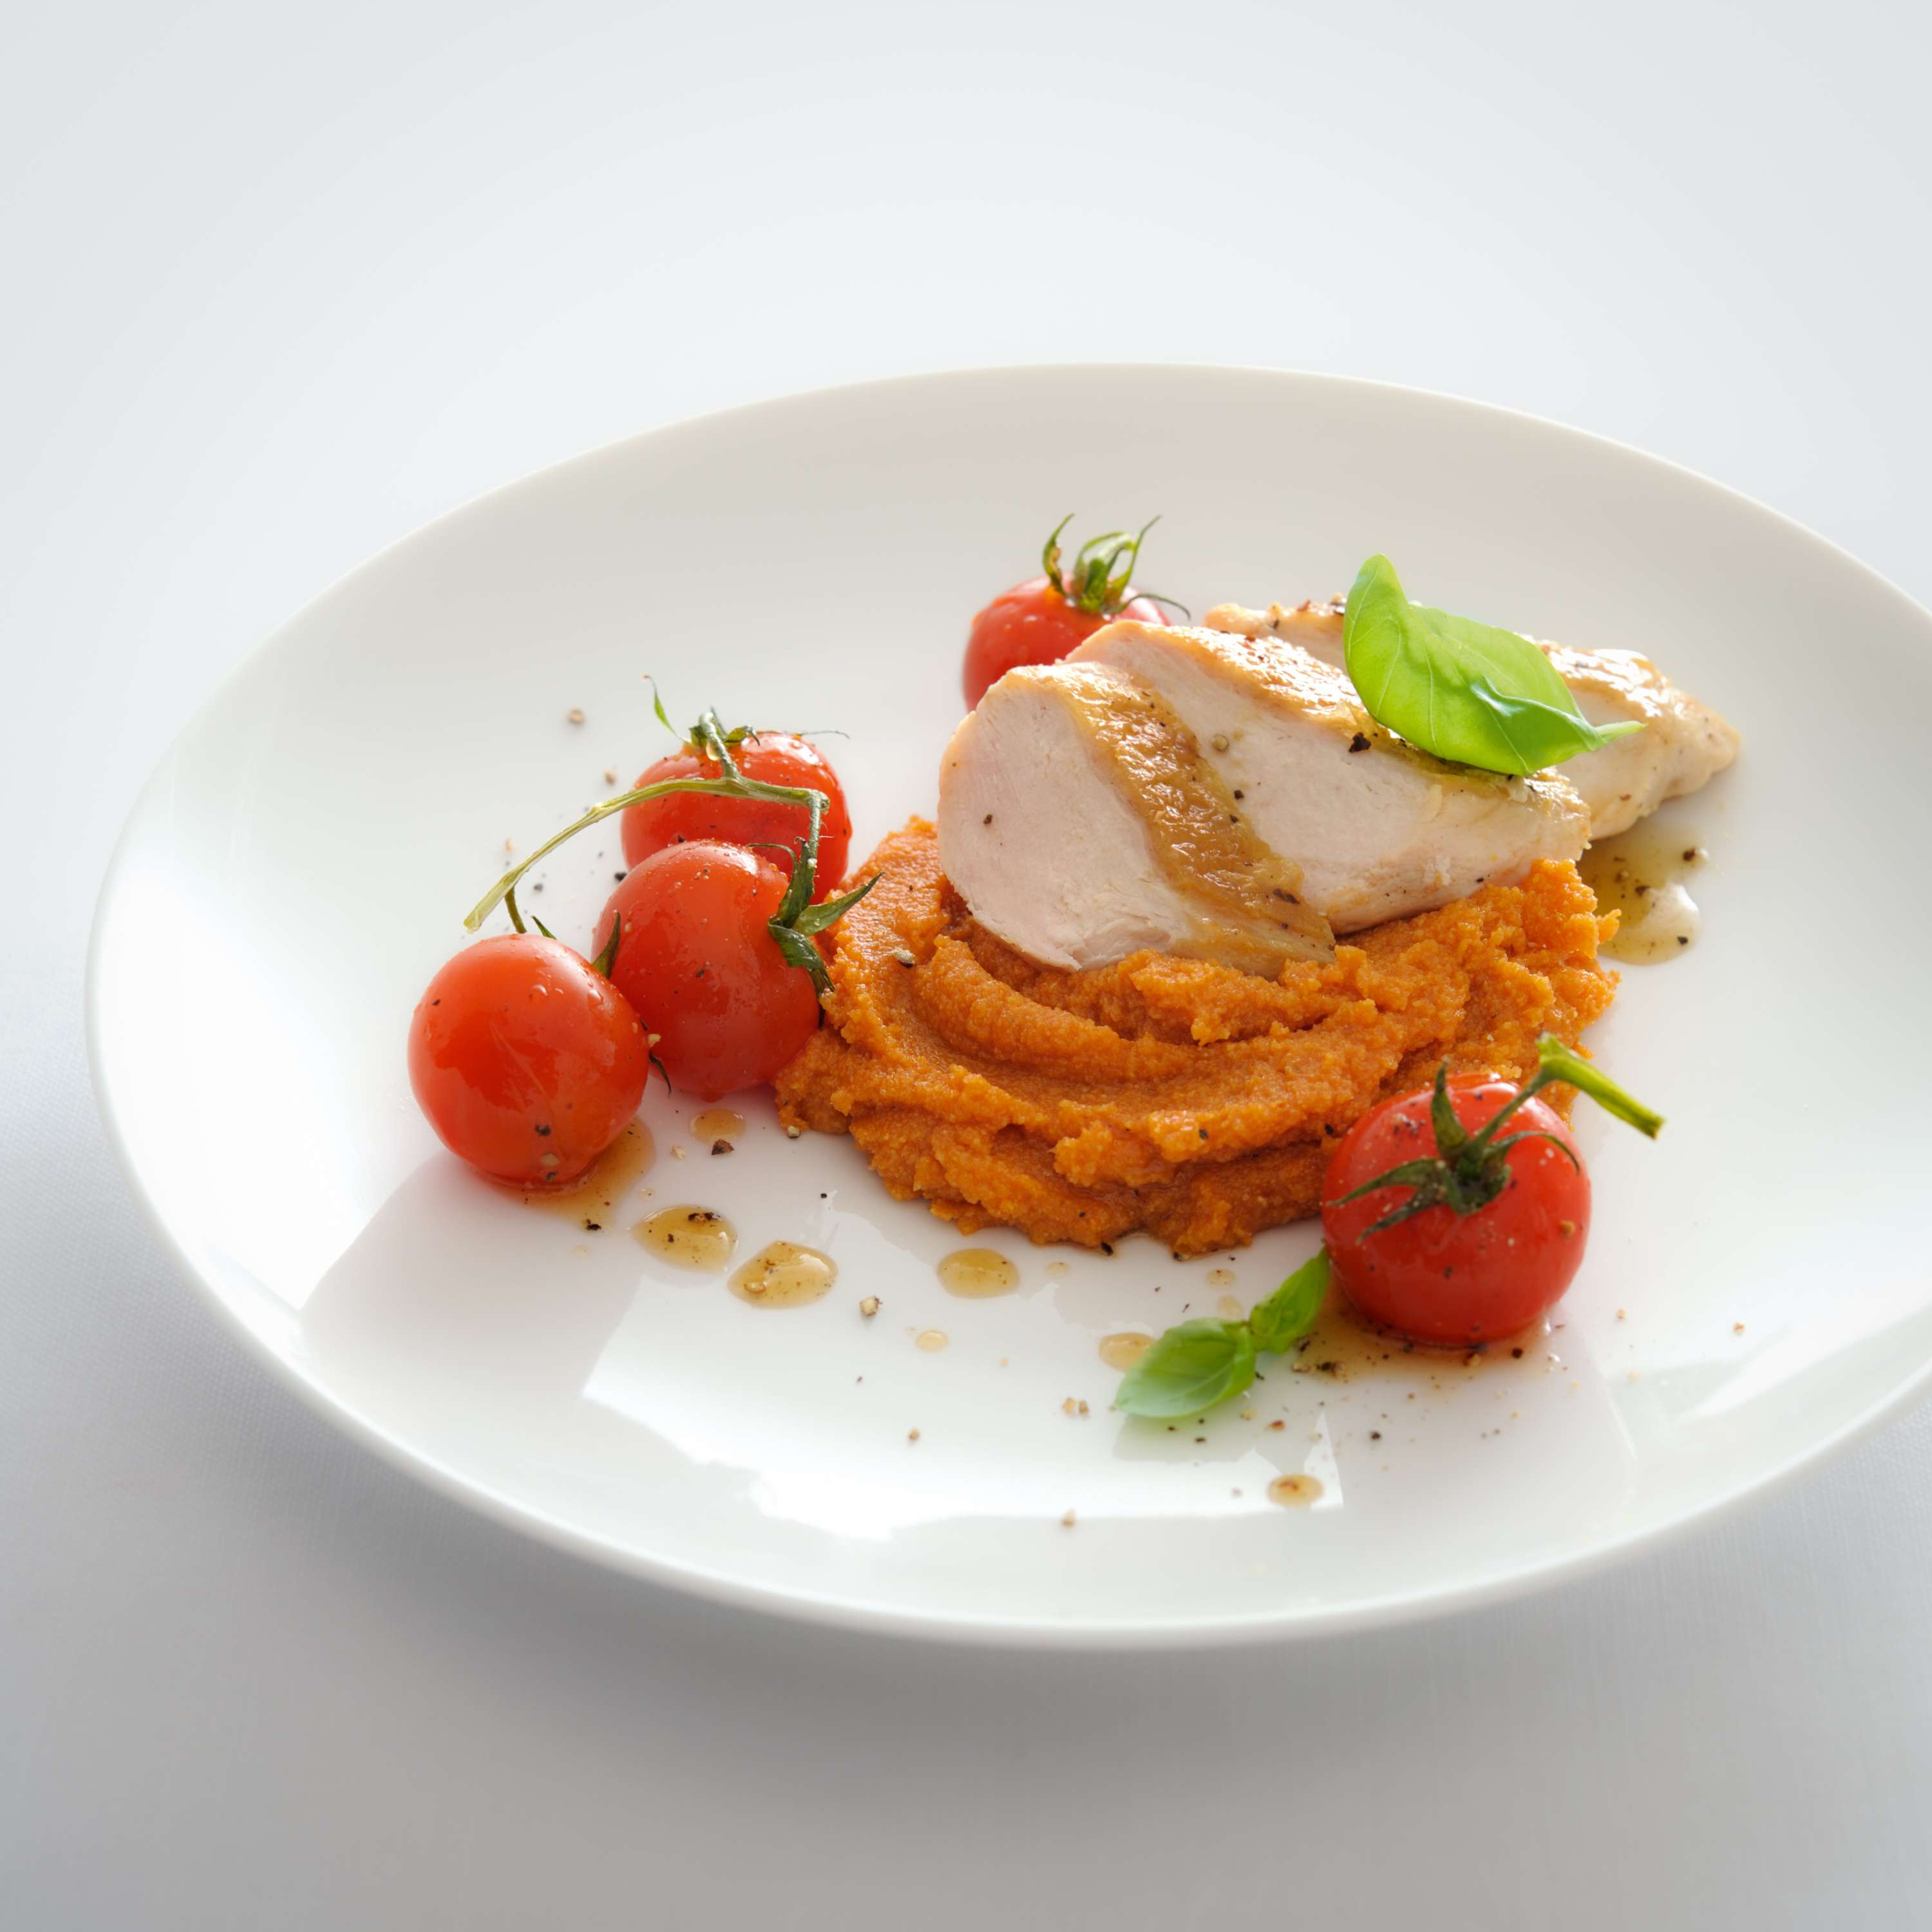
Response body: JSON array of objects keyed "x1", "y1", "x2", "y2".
[
  {"x1": 936, "y1": 658, "x2": 1334, "y2": 976},
  {"x1": 1076, "y1": 625, "x2": 1590, "y2": 933},
  {"x1": 1206, "y1": 599, "x2": 1741, "y2": 839},
  {"x1": 936, "y1": 623, "x2": 1589, "y2": 975}
]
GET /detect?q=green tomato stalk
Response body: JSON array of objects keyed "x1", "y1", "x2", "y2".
[
  {"x1": 1041, "y1": 514, "x2": 1189, "y2": 621},
  {"x1": 465, "y1": 706, "x2": 876, "y2": 996},
  {"x1": 1327, "y1": 1032, "x2": 1663, "y2": 1235}
]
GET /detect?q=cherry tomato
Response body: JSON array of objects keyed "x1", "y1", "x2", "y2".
[
  {"x1": 1320, "y1": 1075, "x2": 1590, "y2": 1347},
  {"x1": 619, "y1": 732, "x2": 851, "y2": 899},
  {"x1": 592, "y1": 840, "x2": 820, "y2": 1099},
  {"x1": 962, "y1": 576, "x2": 1168, "y2": 710},
  {"x1": 408, "y1": 934, "x2": 650, "y2": 1185}
]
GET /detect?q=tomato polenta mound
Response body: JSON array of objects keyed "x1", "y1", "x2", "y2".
[{"x1": 774, "y1": 820, "x2": 1615, "y2": 1256}]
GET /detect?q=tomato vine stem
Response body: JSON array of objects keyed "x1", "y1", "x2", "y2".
[
  {"x1": 465, "y1": 762, "x2": 876, "y2": 997},
  {"x1": 1327, "y1": 1033, "x2": 1662, "y2": 1233}
]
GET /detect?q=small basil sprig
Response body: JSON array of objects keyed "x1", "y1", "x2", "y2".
[
  {"x1": 1343, "y1": 554, "x2": 1643, "y2": 777},
  {"x1": 1113, "y1": 1249, "x2": 1331, "y2": 1420}
]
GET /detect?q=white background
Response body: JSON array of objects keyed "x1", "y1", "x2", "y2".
[{"x1": 5, "y1": 3, "x2": 1929, "y2": 1926}]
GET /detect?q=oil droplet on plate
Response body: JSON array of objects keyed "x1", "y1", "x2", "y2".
[
  {"x1": 938, "y1": 1249, "x2": 1018, "y2": 1297},
  {"x1": 1579, "y1": 826, "x2": 1705, "y2": 963},
  {"x1": 1288, "y1": 1294, "x2": 1543, "y2": 1384},
  {"x1": 915, "y1": 1329, "x2": 949, "y2": 1352},
  {"x1": 1267, "y1": 1473, "x2": 1322, "y2": 1508},
  {"x1": 1098, "y1": 1332, "x2": 1153, "y2": 1371},
  {"x1": 1206, "y1": 1267, "x2": 1236, "y2": 1289},
  {"x1": 1044, "y1": 1260, "x2": 1070, "y2": 1281},
  {"x1": 632, "y1": 1204, "x2": 737, "y2": 1271},
  {"x1": 1216, "y1": 1294, "x2": 1245, "y2": 1320},
  {"x1": 692, "y1": 1108, "x2": 747, "y2": 1146},
  {"x1": 513, "y1": 1123, "x2": 654, "y2": 1220},
  {"x1": 730, "y1": 1241, "x2": 836, "y2": 1307}
]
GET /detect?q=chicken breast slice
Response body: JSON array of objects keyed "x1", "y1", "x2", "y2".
[
  {"x1": 936, "y1": 623, "x2": 1589, "y2": 974},
  {"x1": 1205, "y1": 598, "x2": 1741, "y2": 840},
  {"x1": 936, "y1": 658, "x2": 1334, "y2": 975}
]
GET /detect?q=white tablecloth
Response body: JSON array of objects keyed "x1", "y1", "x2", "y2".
[{"x1": 6, "y1": 4, "x2": 1929, "y2": 1924}]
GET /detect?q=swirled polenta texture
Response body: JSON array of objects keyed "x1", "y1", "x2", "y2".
[{"x1": 775, "y1": 820, "x2": 1615, "y2": 1256}]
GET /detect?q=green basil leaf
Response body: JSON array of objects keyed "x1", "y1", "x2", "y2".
[
  {"x1": 1113, "y1": 1320, "x2": 1256, "y2": 1419},
  {"x1": 1343, "y1": 554, "x2": 1644, "y2": 776},
  {"x1": 1247, "y1": 1249, "x2": 1330, "y2": 1354}
]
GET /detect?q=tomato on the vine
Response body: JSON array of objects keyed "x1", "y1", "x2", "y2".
[
  {"x1": 408, "y1": 934, "x2": 649, "y2": 1185},
  {"x1": 620, "y1": 730, "x2": 851, "y2": 899},
  {"x1": 1319, "y1": 1036, "x2": 1665, "y2": 1347},
  {"x1": 1322, "y1": 1075, "x2": 1588, "y2": 1345},
  {"x1": 963, "y1": 580, "x2": 1170, "y2": 709},
  {"x1": 424, "y1": 702, "x2": 876, "y2": 1137},
  {"x1": 962, "y1": 516, "x2": 1176, "y2": 709},
  {"x1": 592, "y1": 840, "x2": 822, "y2": 1099}
]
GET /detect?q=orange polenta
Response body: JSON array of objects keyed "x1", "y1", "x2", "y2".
[{"x1": 774, "y1": 820, "x2": 1615, "y2": 1256}]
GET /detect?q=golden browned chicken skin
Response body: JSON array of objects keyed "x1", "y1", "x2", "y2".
[{"x1": 1206, "y1": 598, "x2": 1741, "y2": 840}]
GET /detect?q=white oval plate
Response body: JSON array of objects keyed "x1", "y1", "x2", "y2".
[{"x1": 89, "y1": 367, "x2": 1932, "y2": 1646}]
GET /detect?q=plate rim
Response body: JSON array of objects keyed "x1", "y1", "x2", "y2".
[{"x1": 86, "y1": 359, "x2": 1932, "y2": 1649}]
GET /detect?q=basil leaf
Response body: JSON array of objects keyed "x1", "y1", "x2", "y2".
[
  {"x1": 1248, "y1": 1249, "x2": 1330, "y2": 1354},
  {"x1": 1113, "y1": 1320, "x2": 1256, "y2": 1419},
  {"x1": 1343, "y1": 554, "x2": 1644, "y2": 776}
]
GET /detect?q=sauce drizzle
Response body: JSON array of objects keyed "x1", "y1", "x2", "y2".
[
  {"x1": 513, "y1": 1124, "x2": 654, "y2": 1220},
  {"x1": 1267, "y1": 1473, "x2": 1322, "y2": 1508},
  {"x1": 937, "y1": 1249, "x2": 1019, "y2": 1298},
  {"x1": 632, "y1": 1205, "x2": 737, "y2": 1271},
  {"x1": 1098, "y1": 1332, "x2": 1154, "y2": 1371},
  {"x1": 730, "y1": 1241, "x2": 836, "y2": 1307},
  {"x1": 1580, "y1": 826, "x2": 1705, "y2": 963}
]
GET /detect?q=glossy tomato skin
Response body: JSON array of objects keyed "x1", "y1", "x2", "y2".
[
  {"x1": 619, "y1": 733, "x2": 851, "y2": 899},
  {"x1": 1321, "y1": 1076, "x2": 1591, "y2": 1347},
  {"x1": 408, "y1": 934, "x2": 650, "y2": 1185},
  {"x1": 961, "y1": 577, "x2": 1167, "y2": 709},
  {"x1": 592, "y1": 840, "x2": 820, "y2": 1099}
]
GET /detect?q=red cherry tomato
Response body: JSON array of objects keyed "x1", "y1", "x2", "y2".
[
  {"x1": 619, "y1": 732, "x2": 851, "y2": 900},
  {"x1": 962, "y1": 576, "x2": 1167, "y2": 710},
  {"x1": 408, "y1": 934, "x2": 650, "y2": 1185},
  {"x1": 1320, "y1": 1075, "x2": 1590, "y2": 1347},
  {"x1": 592, "y1": 840, "x2": 820, "y2": 1099}
]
